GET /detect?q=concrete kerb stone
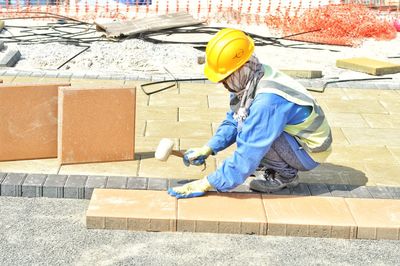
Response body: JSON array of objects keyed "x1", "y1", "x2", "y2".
[
  {"x1": 64, "y1": 175, "x2": 88, "y2": 199},
  {"x1": 43, "y1": 174, "x2": 68, "y2": 198},
  {"x1": 85, "y1": 175, "x2": 108, "y2": 199},
  {"x1": 2, "y1": 172, "x2": 400, "y2": 200},
  {"x1": 22, "y1": 174, "x2": 47, "y2": 197},
  {"x1": 0, "y1": 173, "x2": 27, "y2": 197}
]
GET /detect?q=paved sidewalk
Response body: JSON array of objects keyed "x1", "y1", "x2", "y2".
[{"x1": 0, "y1": 76, "x2": 399, "y2": 187}]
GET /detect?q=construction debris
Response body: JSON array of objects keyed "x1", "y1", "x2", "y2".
[
  {"x1": 95, "y1": 12, "x2": 204, "y2": 38},
  {"x1": 0, "y1": 50, "x2": 21, "y2": 67}
]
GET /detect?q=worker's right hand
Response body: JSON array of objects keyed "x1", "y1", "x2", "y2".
[{"x1": 183, "y1": 146, "x2": 213, "y2": 166}]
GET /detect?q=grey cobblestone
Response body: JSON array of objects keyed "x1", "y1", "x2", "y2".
[
  {"x1": 348, "y1": 185, "x2": 373, "y2": 198},
  {"x1": 31, "y1": 71, "x2": 45, "y2": 77},
  {"x1": 83, "y1": 73, "x2": 99, "y2": 79},
  {"x1": 44, "y1": 72, "x2": 59, "y2": 78},
  {"x1": 366, "y1": 186, "x2": 393, "y2": 199},
  {"x1": 71, "y1": 72, "x2": 86, "y2": 79},
  {"x1": 0, "y1": 173, "x2": 26, "y2": 197},
  {"x1": 64, "y1": 175, "x2": 88, "y2": 199},
  {"x1": 290, "y1": 183, "x2": 311, "y2": 196},
  {"x1": 1, "y1": 170, "x2": 400, "y2": 201},
  {"x1": 327, "y1": 184, "x2": 352, "y2": 198},
  {"x1": 85, "y1": 175, "x2": 107, "y2": 199},
  {"x1": 43, "y1": 174, "x2": 68, "y2": 198},
  {"x1": 147, "y1": 178, "x2": 168, "y2": 190},
  {"x1": 308, "y1": 183, "x2": 331, "y2": 196},
  {"x1": 57, "y1": 72, "x2": 73, "y2": 79},
  {"x1": 127, "y1": 177, "x2": 148, "y2": 190},
  {"x1": 106, "y1": 176, "x2": 127, "y2": 189},
  {"x1": 22, "y1": 174, "x2": 47, "y2": 197},
  {"x1": 386, "y1": 186, "x2": 400, "y2": 198}
]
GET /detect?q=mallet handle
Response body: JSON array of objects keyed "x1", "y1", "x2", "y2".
[{"x1": 171, "y1": 150, "x2": 184, "y2": 158}]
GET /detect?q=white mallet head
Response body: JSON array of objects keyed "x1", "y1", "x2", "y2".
[{"x1": 155, "y1": 138, "x2": 175, "y2": 161}]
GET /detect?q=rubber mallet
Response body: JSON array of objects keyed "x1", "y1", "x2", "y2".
[{"x1": 155, "y1": 138, "x2": 184, "y2": 161}]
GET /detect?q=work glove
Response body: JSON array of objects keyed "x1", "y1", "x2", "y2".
[
  {"x1": 167, "y1": 177, "x2": 213, "y2": 199},
  {"x1": 183, "y1": 146, "x2": 213, "y2": 166}
]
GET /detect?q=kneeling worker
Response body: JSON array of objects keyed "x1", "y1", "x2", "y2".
[{"x1": 168, "y1": 28, "x2": 332, "y2": 198}]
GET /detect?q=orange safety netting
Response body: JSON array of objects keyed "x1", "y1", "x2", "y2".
[{"x1": 264, "y1": 4, "x2": 397, "y2": 46}]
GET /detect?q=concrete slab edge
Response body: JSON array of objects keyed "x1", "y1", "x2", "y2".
[
  {"x1": 0, "y1": 172, "x2": 399, "y2": 200},
  {"x1": 0, "y1": 68, "x2": 399, "y2": 89}
]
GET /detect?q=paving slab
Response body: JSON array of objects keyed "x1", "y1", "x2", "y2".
[
  {"x1": 86, "y1": 189, "x2": 177, "y2": 231},
  {"x1": 322, "y1": 99, "x2": 388, "y2": 114},
  {"x1": 0, "y1": 83, "x2": 70, "y2": 161},
  {"x1": 145, "y1": 121, "x2": 212, "y2": 138},
  {"x1": 364, "y1": 163, "x2": 400, "y2": 186},
  {"x1": 342, "y1": 128, "x2": 400, "y2": 146},
  {"x1": 43, "y1": 174, "x2": 68, "y2": 198},
  {"x1": 362, "y1": 114, "x2": 400, "y2": 128},
  {"x1": 177, "y1": 193, "x2": 267, "y2": 234},
  {"x1": 0, "y1": 173, "x2": 26, "y2": 197},
  {"x1": 379, "y1": 99, "x2": 400, "y2": 114},
  {"x1": 149, "y1": 93, "x2": 208, "y2": 108},
  {"x1": 324, "y1": 112, "x2": 369, "y2": 128},
  {"x1": 280, "y1": 69, "x2": 322, "y2": 79},
  {"x1": 179, "y1": 107, "x2": 227, "y2": 122},
  {"x1": 345, "y1": 198, "x2": 400, "y2": 240},
  {"x1": 336, "y1": 57, "x2": 400, "y2": 76},
  {"x1": 0, "y1": 159, "x2": 60, "y2": 174},
  {"x1": 64, "y1": 175, "x2": 88, "y2": 199},
  {"x1": 136, "y1": 106, "x2": 178, "y2": 121},
  {"x1": 263, "y1": 195, "x2": 357, "y2": 238},
  {"x1": 21, "y1": 174, "x2": 47, "y2": 197},
  {"x1": 85, "y1": 175, "x2": 108, "y2": 199},
  {"x1": 58, "y1": 86, "x2": 136, "y2": 164},
  {"x1": 58, "y1": 160, "x2": 139, "y2": 177}
]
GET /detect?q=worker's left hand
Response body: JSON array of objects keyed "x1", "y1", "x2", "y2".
[{"x1": 167, "y1": 177, "x2": 213, "y2": 199}]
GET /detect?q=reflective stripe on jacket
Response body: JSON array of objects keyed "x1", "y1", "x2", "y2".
[{"x1": 256, "y1": 65, "x2": 332, "y2": 155}]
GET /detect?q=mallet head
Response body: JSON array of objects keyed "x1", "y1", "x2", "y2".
[{"x1": 155, "y1": 138, "x2": 175, "y2": 161}]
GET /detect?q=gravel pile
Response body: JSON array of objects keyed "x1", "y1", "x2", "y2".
[{"x1": 15, "y1": 39, "x2": 204, "y2": 75}]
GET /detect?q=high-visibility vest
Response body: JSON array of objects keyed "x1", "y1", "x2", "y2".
[{"x1": 256, "y1": 64, "x2": 332, "y2": 161}]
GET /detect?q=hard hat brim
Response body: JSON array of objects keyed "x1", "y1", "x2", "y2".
[{"x1": 204, "y1": 62, "x2": 229, "y2": 83}]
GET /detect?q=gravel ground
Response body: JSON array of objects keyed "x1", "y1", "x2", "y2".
[{"x1": 1, "y1": 196, "x2": 400, "y2": 266}]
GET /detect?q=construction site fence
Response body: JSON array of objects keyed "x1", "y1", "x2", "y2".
[
  {"x1": 0, "y1": 0, "x2": 399, "y2": 22},
  {"x1": 1, "y1": 1, "x2": 399, "y2": 46}
]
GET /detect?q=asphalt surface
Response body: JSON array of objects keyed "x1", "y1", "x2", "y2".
[{"x1": 1, "y1": 197, "x2": 400, "y2": 266}]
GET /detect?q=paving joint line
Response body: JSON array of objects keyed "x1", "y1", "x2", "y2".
[{"x1": 1, "y1": 172, "x2": 400, "y2": 200}]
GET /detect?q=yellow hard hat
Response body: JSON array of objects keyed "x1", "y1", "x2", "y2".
[{"x1": 204, "y1": 28, "x2": 254, "y2": 83}]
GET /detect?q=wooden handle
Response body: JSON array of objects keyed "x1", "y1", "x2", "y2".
[{"x1": 171, "y1": 150, "x2": 184, "y2": 158}]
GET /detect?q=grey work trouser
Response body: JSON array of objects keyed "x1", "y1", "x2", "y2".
[{"x1": 258, "y1": 132, "x2": 319, "y2": 178}]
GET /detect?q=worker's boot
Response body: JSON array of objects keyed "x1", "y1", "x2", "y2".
[{"x1": 249, "y1": 169, "x2": 299, "y2": 193}]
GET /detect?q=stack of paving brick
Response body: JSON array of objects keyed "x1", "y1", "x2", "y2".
[
  {"x1": 86, "y1": 189, "x2": 400, "y2": 240},
  {"x1": 0, "y1": 83, "x2": 136, "y2": 164}
]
